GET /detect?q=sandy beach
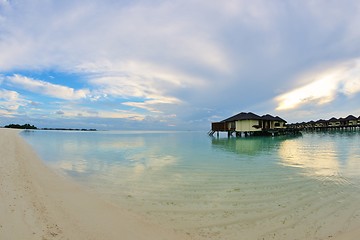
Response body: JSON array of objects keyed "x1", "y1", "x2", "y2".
[{"x1": 0, "y1": 128, "x2": 187, "y2": 240}]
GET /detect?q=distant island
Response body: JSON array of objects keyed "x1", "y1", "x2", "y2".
[
  {"x1": 4, "y1": 124, "x2": 96, "y2": 131},
  {"x1": 41, "y1": 128, "x2": 97, "y2": 131},
  {"x1": 4, "y1": 124, "x2": 38, "y2": 129}
]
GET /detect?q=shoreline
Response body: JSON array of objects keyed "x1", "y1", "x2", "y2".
[{"x1": 0, "y1": 128, "x2": 187, "y2": 240}]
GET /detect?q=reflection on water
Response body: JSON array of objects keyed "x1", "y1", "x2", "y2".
[
  {"x1": 278, "y1": 132, "x2": 360, "y2": 181},
  {"x1": 211, "y1": 135, "x2": 299, "y2": 156},
  {"x1": 210, "y1": 132, "x2": 360, "y2": 181},
  {"x1": 22, "y1": 130, "x2": 360, "y2": 188},
  {"x1": 279, "y1": 138, "x2": 340, "y2": 178},
  {"x1": 21, "y1": 130, "x2": 360, "y2": 240},
  {"x1": 22, "y1": 130, "x2": 180, "y2": 181}
]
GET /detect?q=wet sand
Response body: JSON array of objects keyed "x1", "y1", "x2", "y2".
[{"x1": 0, "y1": 128, "x2": 186, "y2": 240}]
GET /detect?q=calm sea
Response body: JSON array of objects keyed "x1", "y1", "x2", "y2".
[{"x1": 21, "y1": 130, "x2": 360, "y2": 239}]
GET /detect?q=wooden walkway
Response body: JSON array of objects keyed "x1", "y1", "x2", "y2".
[
  {"x1": 290, "y1": 125, "x2": 360, "y2": 132},
  {"x1": 208, "y1": 125, "x2": 360, "y2": 137},
  {"x1": 208, "y1": 128, "x2": 301, "y2": 137}
]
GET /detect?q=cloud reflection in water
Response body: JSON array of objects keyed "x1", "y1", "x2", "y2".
[
  {"x1": 278, "y1": 133, "x2": 360, "y2": 183},
  {"x1": 278, "y1": 139, "x2": 340, "y2": 178}
]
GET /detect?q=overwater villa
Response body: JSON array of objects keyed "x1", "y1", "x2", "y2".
[
  {"x1": 210, "y1": 112, "x2": 360, "y2": 137},
  {"x1": 287, "y1": 114, "x2": 360, "y2": 131},
  {"x1": 209, "y1": 112, "x2": 298, "y2": 137}
]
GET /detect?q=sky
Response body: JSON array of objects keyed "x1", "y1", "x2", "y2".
[{"x1": 1, "y1": 0, "x2": 360, "y2": 130}]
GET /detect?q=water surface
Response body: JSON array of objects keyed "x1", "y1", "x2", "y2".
[{"x1": 22, "y1": 130, "x2": 360, "y2": 239}]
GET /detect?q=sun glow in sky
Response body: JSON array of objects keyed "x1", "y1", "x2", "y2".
[
  {"x1": 1, "y1": 0, "x2": 360, "y2": 129},
  {"x1": 275, "y1": 59, "x2": 360, "y2": 111}
]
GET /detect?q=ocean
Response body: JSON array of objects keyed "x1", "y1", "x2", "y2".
[{"x1": 21, "y1": 130, "x2": 360, "y2": 239}]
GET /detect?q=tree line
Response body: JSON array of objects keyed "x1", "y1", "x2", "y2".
[
  {"x1": 4, "y1": 124, "x2": 38, "y2": 129},
  {"x1": 3, "y1": 123, "x2": 97, "y2": 131}
]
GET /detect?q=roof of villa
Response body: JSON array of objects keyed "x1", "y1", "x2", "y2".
[
  {"x1": 222, "y1": 112, "x2": 262, "y2": 122},
  {"x1": 344, "y1": 115, "x2": 357, "y2": 120},
  {"x1": 222, "y1": 112, "x2": 286, "y2": 123},
  {"x1": 288, "y1": 114, "x2": 360, "y2": 126},
  {"x1": 339, "y1": 117, "x2": 346, "y2": 122},
  {"x1": 261, "y1": 114, "x2": 286, "y2": 122},
  {"x1": 273, "y1": 116, "x2": 287, "y2": 122}
]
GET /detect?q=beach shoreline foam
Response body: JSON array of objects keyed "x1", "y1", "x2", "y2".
[{"x1": 0, "y1": 128, "x2": 186, "y2": 240}]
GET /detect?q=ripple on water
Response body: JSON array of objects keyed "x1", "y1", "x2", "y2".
[
  {"x1": 109, "y1": 163, "x2": 360, "y2": 240},
  {"x1": 21, "y1": 131, "x2": 360, "y2": 240}
]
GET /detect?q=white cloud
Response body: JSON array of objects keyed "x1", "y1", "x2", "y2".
[
  {"x1": 6, "y1": 74, "x2": 89, "y2": 100},
  {"x1": 80, "y1": 60, "x2": 196, "y2": 111},
  {"x1": 52, "y1": 106, "x2": 146, "y2": 121},
  {"x1": 123, "y1": 97, "x2": 181, "y2": 113},
  {"x1": 275, "y1": 59, "x2": 360, "y2": 111},
  {"x1": 340, "y1": 62, "x2": 360, "y2": 95},
  {"x1": 1, "y1": 0, "x2": 360, "y2": 128},
  {"x1": 81, "y1": 109, "x2": 146, "y2": 121},
  {"x1": 97, "y1": 110, "x2": 145, "y2": 121},
  {"x1": 80, "y1": 59, "x2": 204, "y2": 86},
  {"x1": 0, "y1": 89, "x2": 27, "y2": 115},
  {"x1": 0, "y1": 0, "x2": 232, "y2": 73}
]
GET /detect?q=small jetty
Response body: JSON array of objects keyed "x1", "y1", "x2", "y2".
[{"x1": 209, "y1": 112, "x2": 301, "y2": 137}]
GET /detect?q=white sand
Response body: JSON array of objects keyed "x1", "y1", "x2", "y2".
[{"x1": 0, "y1": 129, "x2": 187, "y2": 240}]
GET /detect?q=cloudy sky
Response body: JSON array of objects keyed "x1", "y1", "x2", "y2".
[{"x1": 1, "y1": 0, "x2": 360, "y2": 130}]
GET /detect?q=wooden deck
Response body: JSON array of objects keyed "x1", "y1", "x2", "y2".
[
  {"x1": 208, "y1": 128, "x2": 301, "y2": 137},
  {"x1": 288, "y1": 124, "x2": 360, "y2": 132}
]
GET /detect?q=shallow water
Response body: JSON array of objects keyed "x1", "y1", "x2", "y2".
[{"x1": 22, "y1": 130, "x2": 360, "y2": 239}]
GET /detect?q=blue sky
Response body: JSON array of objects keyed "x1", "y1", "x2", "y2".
[{"x1": 1, "y1": 0, "x2": 360, "y2": 130}]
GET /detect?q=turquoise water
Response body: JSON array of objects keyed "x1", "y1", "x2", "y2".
[{"x1": 21, "y1": 130, "x2": 360, "y2": 239}]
